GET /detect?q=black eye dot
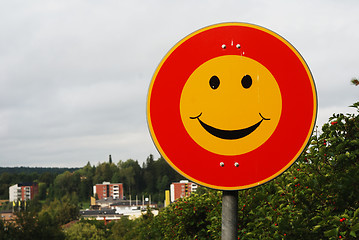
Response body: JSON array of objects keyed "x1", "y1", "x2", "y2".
[
  {"x1": 241, "y1": 75, "x2": 252, "y2": 89},
  {"x1": 209, "y1": 75, "x2": 220, "y2": 89}
]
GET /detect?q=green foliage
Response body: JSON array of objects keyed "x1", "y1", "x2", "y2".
[
  {"x1": 155, "y1": 189, "x2": 222, "y2": 239},
  {"x1": 64, "y1": 222, "x2": 106, "y2": 240},
  {"x1": 108, "y1": 208, "x2": 162, "y2": 240},
  {"x1": 53, "y1": 171, "x2": 81, "y2": 199},
  {"x1": 109, "y1": 217, "x2": 138, "y2": 240},
  {"x1": 39, "y1": 194, "x2": 79, "y2": 225},
  {"x1": 0, "y1": 169, "x2": 70, "y2": 199},
  {"x1": 0, "y1": 211, "x2": 65, "y2": 240},
  {"x1": 0, "y1": 155, "x2": 182, "y2": 205},
  {"x1": 0, "y1": 218, "x2": 17, "y2": 240}
]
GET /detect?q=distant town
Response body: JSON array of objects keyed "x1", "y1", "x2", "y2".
[
  {"x1": 4, "y1": 179, "x2": 197, "y2": 223},
  {"x1": 0, "y1": 155, "x2": 197, "y2": 225}
]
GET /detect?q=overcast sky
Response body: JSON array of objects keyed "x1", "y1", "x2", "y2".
[{"x1": 0, "y1": 1, "x2": 358, "y2": 167}]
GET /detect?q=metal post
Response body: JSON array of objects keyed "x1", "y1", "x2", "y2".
[{"x1": 222, "y1": 190, "x2": 238, "y2": 240}]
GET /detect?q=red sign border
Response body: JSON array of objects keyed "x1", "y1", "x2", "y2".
[{"x1": 147, "y1": 22, "x2": 317, "y2": 190}]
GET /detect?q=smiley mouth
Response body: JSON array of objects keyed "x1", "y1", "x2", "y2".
[{"x1": 190, "y1": 113, "x2": 270, "y2": 140}]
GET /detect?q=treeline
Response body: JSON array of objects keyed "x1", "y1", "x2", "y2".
[
  {"x1": 0, "y1": 167, "x2": 79, "y2": 175},
  {"x1": 0, "y1": 155, "x2": 183, "y2": 204}
]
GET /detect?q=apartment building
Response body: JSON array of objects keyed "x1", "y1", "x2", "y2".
[
  {"x1": 170, "y1": 180, "x2": 198, "y2": 202},
  {"x1": 93, "y1": 182, "x2": 123, "y2": 200},
  {"x1": 9, "y1": 182, "x2": 39, "y2": 202}
]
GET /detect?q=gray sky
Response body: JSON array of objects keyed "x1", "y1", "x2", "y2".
[{"x1": 0, "y1": 1, "x2": 358, "y2": 167}]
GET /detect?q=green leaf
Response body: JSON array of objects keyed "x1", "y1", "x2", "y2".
[
  {"x1": 351, "y1": 223, "x2": 359, "y2": 232},
  {"x1": 354, "y1": 208, "x2": 359, "y2": 219},
  {"x1": 324, "y1": 228, "x2": 338, "y2": 237},
  {"x1": 350, "y1": 230, "x2": 357, "y2": 238},
  {"x1": 310, "y1": 216, "x2": 322, "y2": 222},
  {"x1": 312, "y1": 225, "x2": 321, "y2": 232}
]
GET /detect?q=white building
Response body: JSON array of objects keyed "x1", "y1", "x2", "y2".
[
  {"x1": 9, "y1": 183, "x2": 38, "y2": 202},
  {"x1": 9, "y1": 184, "x2": 20, "y2": 202}
]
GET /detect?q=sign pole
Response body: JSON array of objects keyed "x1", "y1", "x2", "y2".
[{"x1": 222, "y1": 190, "x2": 238, "y2": 240}]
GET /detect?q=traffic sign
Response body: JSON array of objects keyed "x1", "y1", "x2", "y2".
[{"x1": 147, "y1": 23, "x2": 317, "y2": 190}]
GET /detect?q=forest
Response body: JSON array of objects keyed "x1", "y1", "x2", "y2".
[
  {"x1": 0, "y1": 154, "x2": 183, "y2": 204},
  {"x1": 1, "y1": 98, "x2": 359, "y2": 239}
]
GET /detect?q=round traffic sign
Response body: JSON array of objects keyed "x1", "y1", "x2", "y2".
[{"x1": 147, "y1": 23, "x2": 317, "y2": 190}]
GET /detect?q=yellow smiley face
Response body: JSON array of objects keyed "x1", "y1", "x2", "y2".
[{"x1": 180, "y1": 55, "x2": 282, "y2": 155}]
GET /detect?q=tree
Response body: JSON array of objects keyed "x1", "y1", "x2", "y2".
[
  {"x1": 39, "y1": 171, "x2": 56, "y2": 186},
  {"x1": 0, "y1": 172, "x2": 12, "y2": 199},
  {"x1": 109, "y1": 217, "x2": 137, "y2": 240},
  {"x1": 120, "y1": 166, "x2": 135, "y2": 198},
  {"x1": 0, "y1": 217, "x2": 18, "y2": 240},
  {"x1": 78, "y1": 161, "x2": 95, "y2": 179},
  {"x1": 39, "y1": 194, "x2": 79, "y2": 225},
  {"x1": 37, "y1": 182, "x2": 47, "y2": 200},
  {"x1": 0, "y1": 211, "x2": 65, "y2": 240},
  {"x1": 65, "y1": 222, "x2": 105, "y2": 240},
  {"x1": 93, "y1": 162, "x2": 118, "y2": 184},
  {"x1": 78, "y1": 177, "x2": 93, "y2": 201},
  {"x1": 118, "y1": 159, "x2": 142, "y2": 196},
  {"x1": 53, "y1": 171, "x2": 80, "y2": 198}
]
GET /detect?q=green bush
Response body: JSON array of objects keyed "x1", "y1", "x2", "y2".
[{"x1": 64, "y1": 222, "x2": 106, "y2": 240}]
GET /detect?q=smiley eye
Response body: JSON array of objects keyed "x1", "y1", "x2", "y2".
[
  {"x1": 209, "y1": 75, "x2": 220, "y2": 89},
  {"x1": 241, "y1": 75, "x2": 252, "y2": 89}
]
